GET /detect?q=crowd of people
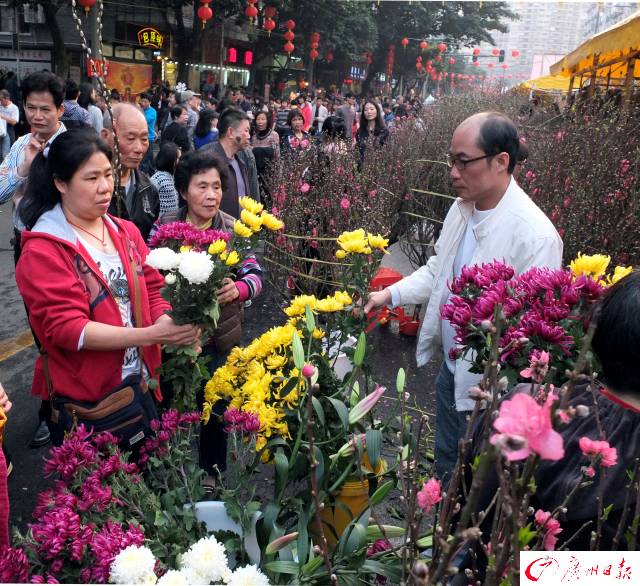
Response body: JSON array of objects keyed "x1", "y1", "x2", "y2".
[{"x1": 1, "y1": 68, "x2": 639, "y2": 559}]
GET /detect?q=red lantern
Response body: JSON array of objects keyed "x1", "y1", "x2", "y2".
[
  {"x1": 310, "y1": 41, "x2": 319, "y2": 50},
  {"x1": 511, "y1": 49, "x2": 520, "y2": 58},
  {"x1": 245, "y1": 4, "x2": 258, "y2": 19},
  {"x1": 492, "y1": 48, "x2": 500, "y2": 56},
  {"x1": 78, "y1": 0, "x2": 96, "y2": 14},
  {"x1": 437, "y1": 42, "x2": 446, "y2": 52},
  {"x1": 284, "y1": 41, "x2": 295, "y2": 54},
  {"x1": 401, "y1": 37, "x2": 409, "y2": 48},
  {"x1": 285, "y1": 19, "x2": 296, "y2": 30},
  {"x1": 310, "y1": 32, "x2": 320, "y2": 44},
  {"x1": 449, "y1": 57, "x2": 455, "y2": 65},
  {"x1": 473, "y1": 48, "x2": 480, "y2": 56},
  {"x1": 345, "y1": 79, "x2": 353, "y2": 85},
  {"x1": 420, "y1": 40, "x2": 428, "y2": 51},
  {"x1": 284, "y1": 30, "x2": 295, "y2": 42},
  {"x1": 197, "y1": 3, "x2": 213, "y2": 27},
  {"x1": 264, "y1": 17, "x2": 276, "y2": 35},
  {"x1": 264, "y1": 6, "x2": 276, "y2": 18},
  {"x1": 310, "y1": 49, "x2": 319, "y2": 60}
]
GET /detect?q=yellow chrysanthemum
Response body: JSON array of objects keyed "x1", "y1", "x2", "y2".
[
  {"x1": 225, "y1": 250, "x2": 240, "y2": 266},
  {"x1": 607, "y1": 265, "x2": 633, "y2": 286},
  {"x1": 569, "y1": 252, "x2": 611, "y2": 279},
  {"x1": 316, "y1": 296, "x2": 345, "y2": 312},
  {"x1": 201, "y1": 401, "x2": 212, "y2": 424},
  {"x1": 335, "y1": 249, "x2": 347, "y2": 260},
  {"x1": 367, "y1": 233, "x2": 389, "y2": 251},
  {"x1": 333, "y1": 291, "x2": 353, "y2": 306},
  {"x1": 312, "y1": 328, "x2": 325, "y2": 340},
  {"x1": 265, "y1": 353, "x2": 288, "y2": 370},
  {"x1": 240, "y1": 209, "x2": 263, "y2": 232},
  {"x1": 337, "y1": 228, "x2": 369, "y2": 254},
  {"x1": 239, "y1": 196, "x2": 264, "y2": 215},
  {"x1": 233, "y1": 220, "x2": 253, "y2": 238},
  {"x1": 208, "y1": 239, "x2": 227, "y2": 255},
  {"x1": 284, "y1": 294, "x2": 318, "y2": 317},
  {"x1": 261, "y1": 211, "x2": 284, "y2": 231},
  {"x1": 179, "y1": 245, "x2": 192, "y2": 253}
]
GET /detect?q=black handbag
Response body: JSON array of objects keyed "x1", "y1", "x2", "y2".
[{"x1": 45, "y1": 239, "x2": 158, "y2": 452}]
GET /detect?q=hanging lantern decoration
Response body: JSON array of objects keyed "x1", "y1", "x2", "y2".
[
  {"x1": 264, "y1": 6, "x2": 277, "y2": 18},
  {"x1": 283, "y1": 19, "x2": 295, "y2": 55},
  {"x1": 310, "y1": 49, "x2": 319, "y2": 60},
  {"x1": 197, "y1": 0, "x2": 213, "y2": 28},
  {"x1": 78, "y1": 0, "x2": 97, "y2": 14},
  {"x1": 310, "y1": 32, "x2": 321, "y2": 44},
  {"x1": 437, "y1": 42, "x2": 447, "y2": 52},
  {"x1": 511, "y1": 49, "x2": 520, "y2": 58},
  {"x1": 401, "y1": 37, "x2": 409, "y2": 49},
  {"x1": 492, "y1": 48, "x2": 500, "y2": 56},
  {"x1": 245, "y1": 0, "x2": 258, "y2": 22},
  {"x1": 473, "y1": 48, "x2": 480, "y2": 56},
  {"x1": 309, "y1": 32, "x2": 320, "y2": 60},
  {"x1": 419, "y1": 40, "x2": 428, "y2": 52},
  {"x1": 264, "y1": 17, "x2": 276, "y2": 36},
  {"x1": 449, "y1": 57, "x2": 455, "y2": 65}
]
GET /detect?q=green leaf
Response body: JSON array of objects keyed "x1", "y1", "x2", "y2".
[
  {"x1": 416, "y1": 534, "x2": 433, "y2": 549},
  {"x1": 297, "y1": 510, "x2": 310, "y2": 566},
  {"x1": 264, "y1": 561, "x2": 300, "y2": 575},
  {"x1": 350, "y1": 381, "x2": 360, "y2": 408},
  {"x1": 154, "y1": 509, "x2": 167, "y2": 527},
  {"x1": 369, "y1": 480, "x2": 394, "y2": 506},
  {"x1": 366, "y1": 525, "x2": 405, "y2": 540},
  {"x1": 396, "y1": 368, "x2": 406, "y2": 395},
  {"x1": 362, "y1": 561, "x2": 403, "y2": 584},
  {"x1": 353, "y1": 331, "x2": 366, "y2": 367},
  {"x1": 328, "y1": 397, "x2": 349, "y2": 430},
  {"x1": 312, "y1": 396, "x2": 325, "y2": 427},
  {"x1": 274, "y1": 450, "x2": 289, "y2": 494},
  {"x1": 365, "y1": 429, "x2": 382, "y2": 470},
  {"x1": 292, "y1": 331, "x2": 305, "y2": 370},
  {"x1": 602, "y1": 503, "x2": 614, "y2": 521},
  {"x1": 305, "y1": 304, "x2": 316, "y2": 334},
  {"x1": 301, "y1": 556, "x2": 324, "y2": 575},
  {"x1": 518, "y1": 523, "x2": 537, "y2": 548}
]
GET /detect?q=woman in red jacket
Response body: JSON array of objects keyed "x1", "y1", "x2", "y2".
[{"x1": 15, "y1": 129, "x2": 200, "y2": 446}]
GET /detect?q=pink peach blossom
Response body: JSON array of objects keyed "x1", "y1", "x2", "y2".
[
  {"x1": 416, "y1": 478, "x2": 442, "y2": 513},
  {"x1": 579, "y1": 437, "x2": 618, "y2": 468},
  {"x1": 534, "y1": 510, "x2": 562, "y2": 550}
]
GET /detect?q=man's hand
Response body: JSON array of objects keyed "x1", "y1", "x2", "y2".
[
  {"x1": 17, "y1": 136, "x2": 47, "y2": 178},
  {"x1": 363, "y1": 289, "x2": 392, "y2": 314},
  {"x1": 217, "y1": 277, "x2": 240, "y2": 305}
]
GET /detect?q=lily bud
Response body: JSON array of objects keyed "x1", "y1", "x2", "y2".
[
  {"x1": 265, "y1": 531, "x2": 299, "y2": 555},
  {"x1": 348, "y1": 384, "x2": 386, "y2": 425}
]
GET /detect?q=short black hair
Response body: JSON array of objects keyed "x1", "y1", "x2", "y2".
[
  {"x1": 139, "y1": 92, "x2": 152, "y2": 102},
  {"x1": 592, "y1": 271, "x2": 640, "y2": 396},
  {"x1": 218, "y1": 108, "x2": 250, "y2": 138},
  {"x1": 174, "y1": 149, "x2": 228, "y2": 195},
  {"x1": 171, "y1": 104, "x2": 187, "y2": 120},
  {"x1": 21, "y1": 71, "x2": 65, "y2": 108},
  {"x1": 476, "y1": 112, "x2": 521, "y2": 174},
  {"x1": 322, "y1": 116, "x2": 346, "y2": 140},
  {"x1": 154, "y1": 141, "x2": 181, "y2": 173},
  {"x1": 345, "y1": 92, "x2": 354, "y2": 99},
  {"x1": 286, "y1": 109, "x2": 304, "y2": 127},
  {"x1": 64, "y1": 79, "x2": 80, "y2": 101}
]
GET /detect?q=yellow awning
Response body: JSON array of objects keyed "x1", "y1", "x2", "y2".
[
  {"x1": 551, "y1": 10, "x2": 640, "y2": 78},
  {"x1": 520, "y1": 74, "x2": 573, "y2": 92}
]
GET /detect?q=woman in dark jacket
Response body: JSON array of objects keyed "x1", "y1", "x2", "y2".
[
  {"x1": 355, "y1": 101, "x2": 389, "y2": 162},
  {"x1": 150, "y1": 150, "x2": 263, "y2": 482},
  {"x1": 160, "y1": 105, "x2": 191, "y2": 153}
]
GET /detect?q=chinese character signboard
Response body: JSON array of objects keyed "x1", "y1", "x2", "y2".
[{"x1": 137, "y1": 27, "x2": 164, "y2": 50}]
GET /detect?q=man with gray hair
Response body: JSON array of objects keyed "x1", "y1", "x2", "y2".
[
  {"x1": 101, "y1": 103, "x2": 160, "y2": 239},
  {"x1": 180, "y1": 90, "x2": 200, "y2": 145}
]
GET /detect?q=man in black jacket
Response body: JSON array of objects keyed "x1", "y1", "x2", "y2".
[
  {"x1": 202, "y1": 108, "x2": 258, "y2": 218},
  {"x1": 102, "y1": 103, "x2": 160, "y2": 239}
]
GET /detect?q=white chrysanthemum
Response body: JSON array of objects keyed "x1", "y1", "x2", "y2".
[
  {"x1": 226, "y1": 565, "x2": 271, "y2": 586},
  {"x1": 179, "y1": 535, "x2": 229, "y2": 584},
  {"x1": 156, "y1": 570, "x2": 190, "y2": 586},
  {"x1": 177, "y1": 250, "x2": 214, "y2": 285},
  {"x1": 109, "y1": 545, "x2": 157, "y2": 584},
  {"x1": 147, "y1": 247, "x2": 180, "y2": 271}
]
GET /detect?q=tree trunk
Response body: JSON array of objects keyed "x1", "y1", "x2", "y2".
[
  {"x1": 40, "y1": 0, "x2": 69, "y2": 77},
  {"x1": 173, "y1": 0, "x2": 189, "y2": 84}
]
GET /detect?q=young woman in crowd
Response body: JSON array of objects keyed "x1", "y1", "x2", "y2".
[
  {"x1": 193, "y1": 109, "x2": 219, "y2": 150},
  {"x1": 150, "y1": 141, "x2": 181, "y2": 214},
  {"x1": 151, "y1": 149, "x2": 263, "y2": 484},
  {"x1": 15, "y1": 129, "x2": 200, "y2": 446},
  {"x1": 251, "y1": 110, "x2": 279, "y2": 204},
  {"x1": 356, "y1": 100, "x2": 389, "y2": 161}
]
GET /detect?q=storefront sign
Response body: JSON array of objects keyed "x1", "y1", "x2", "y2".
[
  {"x1": 137, "y1": 27, "x2": 164, "y2": 49},
  {"x1": 87, "y1": 57, "x2": 109, "y2": 78},
  {"x1": 106, "y1": 61, "x2": 152, "y2": 97}
]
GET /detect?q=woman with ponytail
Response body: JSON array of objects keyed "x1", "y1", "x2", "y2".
[{"x1": 16, "y1": 129, "x2": 200, "y2": 446}]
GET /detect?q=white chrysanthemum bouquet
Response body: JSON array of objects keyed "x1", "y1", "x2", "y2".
[
  {"x1": 109, "y1": 537, "x2": 271, "y2": 586},
  {"x1": 145, "y1": 197, "x2": 284, "y2": 411}
]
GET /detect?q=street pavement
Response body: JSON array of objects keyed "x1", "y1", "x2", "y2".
[{"x1": 1, "y1": 200, "x2": 437, "y2": 532}]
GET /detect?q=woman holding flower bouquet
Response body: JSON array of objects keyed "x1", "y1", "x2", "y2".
[
  {"x1": 150, "y1": 149, "x2": 264, "y2": 480},
  {"x1": 15, "y1": 130, "x2": 201, "y2": 448}
]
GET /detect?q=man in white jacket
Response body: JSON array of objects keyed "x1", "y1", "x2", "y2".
[{"x1": 365, "y1": 112, "x2": 563, "y2": 480}]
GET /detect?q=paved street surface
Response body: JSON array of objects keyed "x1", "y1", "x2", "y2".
[{"x1": 1, "y1": 201, "x2": 437, "y2": 531}]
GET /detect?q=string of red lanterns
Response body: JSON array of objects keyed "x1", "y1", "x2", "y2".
[
  {"x1": 284, "y1": 19, "x2": 295, "y2": 55},
  {"x1": 263, "y1": 6, "x2": 276, "y2": 36},
  {"x1": 309, "y1": 32, "x2": 320, "y2": 60}
]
